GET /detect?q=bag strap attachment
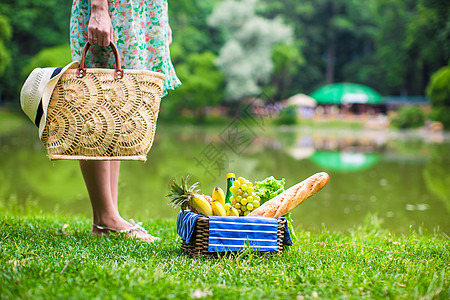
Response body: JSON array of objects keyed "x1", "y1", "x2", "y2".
[{"x1": 76, "y1": 42, "x2": 124, "y2": 80}]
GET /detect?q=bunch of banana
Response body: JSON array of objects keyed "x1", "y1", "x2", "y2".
[
  {"x1": 212, "y1": 187, "x2": 240, "y2": 216},
  {"x1": 190, "y1": 194, "x2": 213, "y2": 216},
  {"x1": 166, "y1": 177, "x2": 240, "y2": 217},
  {"x1": 211, "y1": 187, "x2": 227, "y2": 216}
]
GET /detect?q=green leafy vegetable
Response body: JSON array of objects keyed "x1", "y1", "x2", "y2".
[
  {"x1": 254, "y1": 176, "x2": 297, "y2": 241},
  {"x1": 254, "y1": 176, "x2": 286, "y2": 205}
]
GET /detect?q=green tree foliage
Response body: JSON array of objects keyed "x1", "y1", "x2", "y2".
[
  {"x1": 405, "y1": 0, "x2": 450, "y2": 94},
  {"x1": 426, "y1": 65, "x2": 450, "y2": 128},
  {"x1": 0, "y1": 0, "x2": 72, "y2": 100},
  {"x1": 208, "y1": 0, "x2": 293, "y2": 100},
  {"x1": 0, "y1": 14, "x2": 12, "y2": 77},
  {"x1": 261, "y1": 0, "x2": 378, "y2": 93},
  {"x1": 261, "y1": 0, "x2": 449, "y2": 97},
  {"x1": 368, "y1": 0, "x2": 449, "y2": 96},
  {"x1": 168, "y1": 0, "x2": 222, "y2": 55},
  {"x1": 390, "y1": 106, "x2": 426, "y2": 129},
  {"x1": 269, "y1": 43, "x2": 305, "y2": 101},
  {"x1": 364, "y1": 0, "x2": 414, "y2": 95},
  {"x1": 162, "y1": 50, "x2": 225, "y2": 121},
  {"x1": 22, "y1": 44, "x2": 72, "y2": 76},
  {"x1": 0, "y1": 0, "x2": 449, "y2": 104}
]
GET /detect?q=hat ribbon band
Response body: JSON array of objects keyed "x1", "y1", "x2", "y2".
[
  {"x1": 34, "y1": 100, "x2": 44, "y2": 127},
  {"x1": 34, "y1": 67, "x2": 64, "y2": 127}
]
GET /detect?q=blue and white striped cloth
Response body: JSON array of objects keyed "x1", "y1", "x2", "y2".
[
  {"x1": 176, "y1": 210, "x2": 293, "y2": 252},
  {"x1": 176, "y1": 210, "x2": 202, "y2": 243}
]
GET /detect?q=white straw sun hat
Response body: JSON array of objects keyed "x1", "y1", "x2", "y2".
[{"x1": 20, "y1": 61, "x2": 79, "y2": 139}]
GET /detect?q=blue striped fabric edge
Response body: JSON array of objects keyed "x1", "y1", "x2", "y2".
[
  {"x1": 176, "y1": 210, "x2": 201, "y2": 243},
  {"x1": 208, "y1": 216, "x2": 279, "y2": 252}
]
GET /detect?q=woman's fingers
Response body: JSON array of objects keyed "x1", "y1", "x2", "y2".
[
  {"x1": 88, "y1": 27, "x2": 108, "y2": 46},
  {"x1": 110, "y1": 26, "x2": 114, "y2": 46},
  {"x1": 97, "y1": 33, "x2": 105, "y2": 47},
  {"x1": 87, "y1": 28, "x2": 95, "y2": 45},
  {"x1": 89, "y1": 34, "x2": 100, "y2": 46},
  {"x1": 88, "y1": 14, "x2": 112, "y2": 46}
]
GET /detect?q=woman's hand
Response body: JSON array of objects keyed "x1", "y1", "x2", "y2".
[{"x1": 88, "y1": 1, "x2": 113, "y2": 46}]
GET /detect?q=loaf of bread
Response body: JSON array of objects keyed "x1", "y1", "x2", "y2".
[{"x1": 248, "y1": 172, "x2": 330, "y2": 218}]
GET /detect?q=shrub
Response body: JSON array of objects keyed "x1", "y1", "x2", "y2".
[
  {"x1": 161, "y1": 51, "x2": 225, "y2": 118},
  {"x1": 426, "y1": 65, "x2": 450, "y2": 129},
  {"x1": 390, "y1": 106, "x2": 426, "y2": 129},
  {"x1": 0, "y1": 14, "x2": 12, "y2": 76},
  {"x1": 22, "y1": 44, "x2": 72, "y2": 77},
  {"x1": 276, "y1": 105, "x2": 297, "y2": 125}
]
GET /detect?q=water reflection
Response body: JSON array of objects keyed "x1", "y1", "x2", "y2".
[
  {"x1": 276, "y1": 129, "x2": 389, "y2": 170},
  {"x1": 1, "y1": 123, "x2": 449, "y2": 234},
  {"x1": 310, "y1": 152, "x2": 380, "y2": 171}
]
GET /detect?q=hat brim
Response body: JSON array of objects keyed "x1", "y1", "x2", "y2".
[{"x1": 38, "y1": 61, "x2": 79, "y2": 139}]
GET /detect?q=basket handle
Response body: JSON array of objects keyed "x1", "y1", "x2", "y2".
[{"x1": 76, "y1": 42, "x2": 124, "y2": 80}]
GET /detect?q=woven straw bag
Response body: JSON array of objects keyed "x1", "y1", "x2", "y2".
[{"x1": 41, "y1": 42, "x2": 165, "y2": 161}]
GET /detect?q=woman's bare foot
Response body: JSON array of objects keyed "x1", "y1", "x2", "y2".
[{"x1": 91, "y1": 218, "x2": 160, "y2": 243}]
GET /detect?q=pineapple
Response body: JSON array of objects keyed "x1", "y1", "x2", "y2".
[{"x1": 166, "y1": 176, "x2": 213, "y2": 216}]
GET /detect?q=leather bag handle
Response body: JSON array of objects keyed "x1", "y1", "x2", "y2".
[{"x1": 76, "y1": 42, "x2": 124, "y2": 80}]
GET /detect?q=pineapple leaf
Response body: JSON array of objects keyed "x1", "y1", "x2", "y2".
[{"x1": 166, "y1": 175, "x2": 201, "y2": 211}]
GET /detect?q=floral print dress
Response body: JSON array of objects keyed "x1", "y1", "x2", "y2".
[{"x1": 70, "y1": 0, "x2": 181, "y2": 97}]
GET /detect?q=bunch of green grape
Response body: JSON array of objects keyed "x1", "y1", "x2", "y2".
[{"x1": 229, "y1": 177, "x2": 261, "y2": 216}]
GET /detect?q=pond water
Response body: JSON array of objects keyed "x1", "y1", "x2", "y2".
[{"x1": 1, "y1": 119, "x2": 449, "y2": 235}]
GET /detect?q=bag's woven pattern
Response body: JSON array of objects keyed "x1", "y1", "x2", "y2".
[{"x1": 41, "y1": 68, "x2": 164, "y2": 161}]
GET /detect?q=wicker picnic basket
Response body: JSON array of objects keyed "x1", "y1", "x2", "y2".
[
  {"x1": 180, "y1": 216, "x2": 287, "y2": 258},
  {"x1": 41, "y1": 42, "x2": 165, "y2": 161}
]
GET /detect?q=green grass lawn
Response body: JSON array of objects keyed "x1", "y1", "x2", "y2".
[{"x1": 1, "y1": 209, "x2": 448, "y2": 299}]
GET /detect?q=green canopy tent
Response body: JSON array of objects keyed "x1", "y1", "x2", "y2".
[
  {"x1": 310, "y1": 151, "x2": 380, "y2": 172},
  {"x1": 310, "y1": 83, "x2": 383, "y2": 104}
]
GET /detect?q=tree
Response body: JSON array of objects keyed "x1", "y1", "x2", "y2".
[
  {"x1": 208, "y1": 0, "x2": 293, "y2": 100},
  {"x1": 426, "y1": 64, "x2": 450, "y2": 128},
  {"x1": 3, "y1": 0, "x2": 449, "y2": 104},
  {"x1": 162, "y1": 50, "x2": 225, "y2": 121},
  {"x1": 168, "y1": 0, "x2": 222, "y2": 55},
  {"x1": 405, "y1": 0, "x2": 450, "y2": 94},
  {"x1": 366, "y1": 0, "x2": 414, "y2": 95},
  {"x1": 0, "y1": 13, "x2": 11, "y2": 100},
  {"x1": 269, "y1": 42, "x2": 305, "y2": 101},
  {"x1": 0, "y1": 0, "x2": 72, "y2": 101},
  {"x1": 260, "y1": 0, "x2": 450, "y2": 97},
  {"x1": 366, "y1": 0, "x2": 449, "y2": 96},
  {"x1": 0, "y1": 14, "x2": 11, "y2": 76},
  {"x1": 260, "y1": 0, "x2": 378, "y2": 92},
  {"x1": 22, "y1": 44, "x2": 72, "y2": 77}
]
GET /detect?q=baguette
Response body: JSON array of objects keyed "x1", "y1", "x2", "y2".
[{"x1": 248, "y1": 172, "x2": 329, "y2": 218}]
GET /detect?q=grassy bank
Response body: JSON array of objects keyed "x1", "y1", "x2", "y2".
[
  {"x1": 0, "y1": 108, "x2": 31, "y2": 134},
  {"x1": 1, "y1": 211, "x2": 448, "y2": 299}
]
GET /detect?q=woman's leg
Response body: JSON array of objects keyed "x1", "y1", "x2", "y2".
[
  {"x1": 109, "y1": 161, "x2": 121, "y2": 210},
  {"x1": 79, "y1": 160, "x2": 159, "y2": 242},
  {"x1": 79, "y1": 160, "x2": 127, "y2": 228}
]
